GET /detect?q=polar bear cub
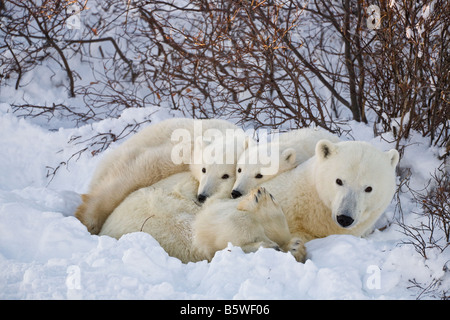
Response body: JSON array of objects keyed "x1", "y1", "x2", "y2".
[
  {"x1": 76, "y1": 118, "x2": 243, "y2": 234},
  {"x1": 231, "y1": 128, "x2": 340, "y2": 198}
]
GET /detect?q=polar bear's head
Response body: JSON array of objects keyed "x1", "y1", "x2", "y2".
[
  {"x1": 314, "y1": 140, "x2": 399, "y2": 230},
  {"x1": 190, "y1": 130, "x2": 249, "y2": 203},
  {"x1": 231, "y1": 144, "x2": 297, "y2": 199}
]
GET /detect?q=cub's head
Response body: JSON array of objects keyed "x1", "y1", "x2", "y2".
[
  {"x1": 313, "y1": 140, "x2": 399, "y2": 231},
  {"x1": 231, "y1": 144, "x2": 297, "y2": 199},
  {"x1": 190, "y1": 130, "x2": 250, "y2": 203}
]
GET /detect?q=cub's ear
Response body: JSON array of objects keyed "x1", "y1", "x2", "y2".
[
  {"x1": 315, "y1": 139, "x2": 337, "y2": 160},
  {"x1": 386, "y1": 149, "x2": 399, "y2": 168},
  {"x1": 195, "y1": 135, "x2": 207, "y2": 150},
  {"x1": 281, "y1": 148, "x2": 296, "y2": 165},
  {"x1": 243, "y1": 135, "x2": 256, "y2": 150},
  {"x1": 243, "y1": 136, "x2": 250, "y2": 150}
]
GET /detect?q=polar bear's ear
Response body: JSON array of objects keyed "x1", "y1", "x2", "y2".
[
  {"x1": 195, "y1": 135, "x2": 207, "y2": 151},
  {"x1": 316, "y1": 139, "x2": 337, "y2": 160},
  {"x1": 281, "y1": 148, "x2": 296, "y2": 165},
  {"x1": 244, "y1": 136, "x2": 256, "y2": 150},
  {"x1": 386, "y1": 149, "x2": 399, "y2": 168},
  {"x1": 244, "y1": 136, "x2": 255, "y2": 150}
]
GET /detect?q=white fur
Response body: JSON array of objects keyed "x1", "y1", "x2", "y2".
[
  {"x1": 193, "y1": 187, "x2": 304, "y2": 261},
  {"x1": 100, "y1": 173, "x2": 304, "y2": 263}
]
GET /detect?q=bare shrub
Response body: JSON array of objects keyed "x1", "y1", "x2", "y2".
[
  {"x1": 0, "y1": 0, "x2": 138, "y2": 122},
  {"x1": 1, "y1": 1, "x2": 448, "y2": 147},
  {"x1": 400, "y1": 164, "x2": 449, "y2": 258},
  {"x1": 363, "y1": 0, "x2": 450, "y2": 149}
]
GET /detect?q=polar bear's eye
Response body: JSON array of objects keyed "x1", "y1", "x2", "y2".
[
  {"x1": 365, "y1": 186, "x2": 373, "y2": 193},
  {"x1": 221, "y1": 174, "x2": 230, "y2": 179},
  {"x1": 336, "y1": 179, "x2": 343, "y2": 186},
  {"x1": 202, "y1": 168, "x2": 206, "y2": 173},
  {"x1": 237, "y1": 168, "x2": 242, "y2": 173},
  {"x1": 255, "y1": 173, "x2": 263, "y2": 179}
]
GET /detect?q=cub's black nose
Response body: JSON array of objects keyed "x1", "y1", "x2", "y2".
[
  {"x1": 197, "y1": 194, "x2": 207, "y2": 203},
  {"x1": 231, "y1": 190, "x2": 242, "y2": 199},
  {"x1": 337, "y1": 215, "x2": 354, "y2": 228}
]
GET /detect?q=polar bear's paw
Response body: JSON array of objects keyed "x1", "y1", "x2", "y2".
[
  {"x1": 237, "y1": 187, "x2": 279, "y2": 213},
  {"x1": 240, "y1": 240, "x2": 281, "y2": 253},
  {"x1": 285, "y1": 237, "x2": 307, "y2": 263}
]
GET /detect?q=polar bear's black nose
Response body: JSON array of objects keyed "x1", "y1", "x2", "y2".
[
  {"x1": 231, "y1": 190, "x2": 242, "y2": 199},
  {"x1": 197, "y1": 194, "x2": 207, "y2": 203},
  {"x1": 337, "y1": 215, "x2": 354, "y2": 228}
]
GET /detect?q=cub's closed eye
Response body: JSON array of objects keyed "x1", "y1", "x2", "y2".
[
  {"x1": 221, "y1": 174, "x2": 230, "y2": 179},
  {"x1": 365, "y1": 186, "x2": 373, "y2": 193},
  {"x1": 255, "y1": 173, "x2": 263, "y2": 179}
]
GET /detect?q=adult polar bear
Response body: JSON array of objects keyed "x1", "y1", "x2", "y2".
[
  {"x1": 75, "y1": 118, "x2": 242, "y2": 235},
  {"x1": 100, "y1": 139, "x2": 399, "y2": 263}
]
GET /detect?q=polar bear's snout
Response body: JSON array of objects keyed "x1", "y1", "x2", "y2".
[
  {"x1": 197, "y1": 194, "x2": 208, "y2": 203},
  {"x1": 231, "y1": 190, "x2": 242, "y2": 199},
  {"x1": 333, "y1": 189, "x2": 360, "y2": 228},
  {"x1": 336, "y1": 214, "x2": 354, "y2": 228}
]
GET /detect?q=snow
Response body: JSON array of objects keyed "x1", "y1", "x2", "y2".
[
  {"x1": 0, "y1": 102, "x2": 448, "y2": 300},
  {"x1": 405, "y1": 27, "x2": 414, "y2": 39},
  {"x1": 422, "y1": 4, "x2": 431, "y2": 20}
]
